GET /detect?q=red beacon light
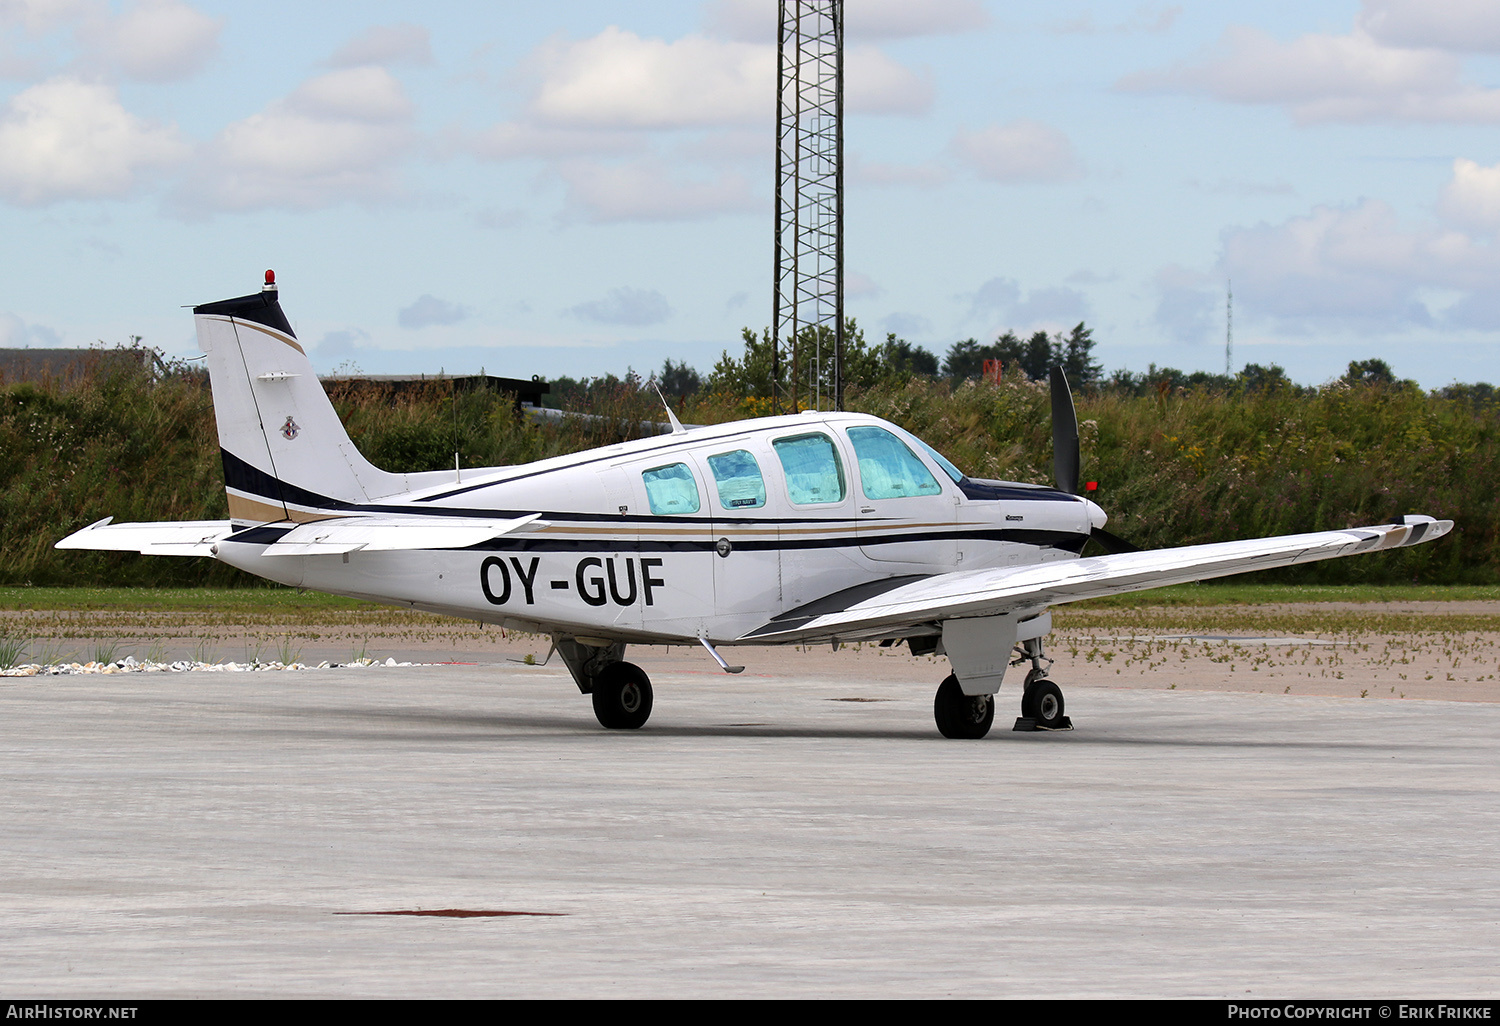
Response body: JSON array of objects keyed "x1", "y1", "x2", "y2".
[{"x1": 262, "y1": 269, "x2": 276, "y2": 291}]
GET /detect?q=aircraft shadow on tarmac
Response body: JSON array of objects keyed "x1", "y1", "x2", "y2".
[{"x1": 239, "y1": 700, "x2": 1429, "y2": 748}]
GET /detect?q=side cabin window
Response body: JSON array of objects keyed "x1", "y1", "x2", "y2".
[
  {"x1": 848, "y1": 426, "x2": 942, "y2": 500},
  {"x1": 641, "y1": 462, "x2": 701, "y2": 515},
  {"x1": 708, "y1": 449, "x2": 766, "y2": 509},
  {"x1": 773, "y1": 433, "x2": 846, "y2": 505}
]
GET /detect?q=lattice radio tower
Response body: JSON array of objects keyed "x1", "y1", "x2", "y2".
[{"x1": 773, "y1": 0, "x2": 843, "y2": 412}]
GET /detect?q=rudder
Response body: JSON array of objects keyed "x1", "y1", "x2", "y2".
[{"x1": 194, "y1": 272, "x2": 405, "y2": 525}]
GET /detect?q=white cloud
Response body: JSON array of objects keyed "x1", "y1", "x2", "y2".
[
  {"x1": 328, "y1": 23, "x2": 433, "y2": 68},
  {"x1": 0, "y1": 0, "x2": 91, "y2": 34},
  {"x1": 1222, "y1": 198, "x2": 1500, "y2": 329},
  {"x1": 1439, "y1": 158, "x2": 1500, "y2": 232},
  {"x1": 1153, "y1": 265, "x2": 1220, "y2": 345},
  {"x1": 706, "y1": 0, "x2": 988, "y2": 42},
  {"x1": 1120, "y1": 23, "x2": 1500, "y2": 124},
  {"x1": 1358, "y1": 0, "x2": 1500, "y2": 53},
  {"x1": 519, "y1": 27, "x2": 929, "y2": 132},
  {"x1": 950, "y1": 119, "x2": 1081, "y2": 183},
  {"x1": 0, "y1": 76, "x2": 187, "y2": 205},
  {"x1": 174, "y1": 66, "x2": 416, "y2": 214},
  {"x1": 845, "y1": 0, "x2": 988, "y2": 40},
  {"x1": 846, "y1": 271, "x2": 882, "y2": 299},
  {"x1": 83, "y1": 0, "x2": 220, "y2": 82},
  {"x1": 556, "y1": 158, "x2": 759, "y2": 223},
  {"x1": 0, "y1": 309, "x2": 61, "y2": 346},
  {"x1": 880, "y1": 312, "x2": 932, "y2": 338},
  {"x1": 289, "y1": 64, "x2": 414, "y2": 122},
  {"x1": 315, "y1": 327, "x2": 371, "y2": 360},
  {"x1": 568, "y1": 287, "x2": 671, "y2": 327},
  {"x1": 964, "y1": 275, "x2": 1090, "y2": 330},
  {"x1": 398, "y1": 295, "x2": 469, "y2": 330},
  {"x1": 528, "y1": 27, "x2": 770, "y2": 130},
  {"x1": 846, "y1": 44, "x2": 933, "y2": 115}
]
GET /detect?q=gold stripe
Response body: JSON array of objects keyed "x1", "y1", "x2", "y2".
[
  {"x1": 227, "y1": 493, "x2": 286, "y2": 523},
  {"x1": 204, "y1": 314, "x2": 306, "y2": 356},
  {"x1": 227, "y1": 491, "x2": 341, "y2": 525},
  {"x1": 285, "y1": 507, "x2": 342, "y2": 524}
]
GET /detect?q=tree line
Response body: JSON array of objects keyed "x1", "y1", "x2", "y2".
[{"x1": 549, "y1": 321, "x2": 1498, "y2": 408}]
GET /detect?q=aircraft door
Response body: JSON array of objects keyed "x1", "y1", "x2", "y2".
[
  {"x1": 845, "y1": 425, "x2": 959, "y2": 569},
  {"x1": 702, "y1": 446, "x2": 783, "y2": 639},
  {"x1": 768, "y1": 430, "x2": 860, "y2": 609},
  {"x1": 621, "y1": 455, "x2": 717, "y2": 638}
]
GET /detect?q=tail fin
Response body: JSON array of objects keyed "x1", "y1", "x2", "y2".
[{"x1": 195, "y1": 272, "x2": 405, "y2": 525}]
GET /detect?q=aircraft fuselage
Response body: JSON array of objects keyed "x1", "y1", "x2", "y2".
[{"x1": 212, "y1": 411, "x2": 1104, "y2": 646}]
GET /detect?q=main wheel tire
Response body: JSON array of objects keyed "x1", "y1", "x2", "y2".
[
  {"x1": 592, "y1": 662, "x2": 653, "y2": 729},
  {"x1": 1022, "y1": 679, "x2": 1065, "y2": 729},
  {"x1": 933, "y1": 673, "x2": 994, "y2": 740}
]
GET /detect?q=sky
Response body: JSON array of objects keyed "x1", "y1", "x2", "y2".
[{"x1": 4, "y1": 0, "x2": 1500, "y2": 390}]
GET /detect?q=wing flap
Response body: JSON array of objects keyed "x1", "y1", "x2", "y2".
[
  {"x1": 741, "y1": 518, "x2": 1454, "y2": 643},
  {"x1": 260, "y1": 512, "x2": 544, "y2": 555},
  {"x1": 54, "y1": 517, "x2": 233, "y2": 556}
]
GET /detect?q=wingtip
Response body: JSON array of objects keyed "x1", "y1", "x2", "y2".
[{"x1": 55, "y1": 516, "x2": 114, "y2": 549}]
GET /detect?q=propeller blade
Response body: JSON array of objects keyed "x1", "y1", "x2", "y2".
[
  {"x1": 1089, "y1": 527, "x2": 1139, "y2": 554},
  {"x1": 1050, "y1": 366, "x2": 1080, "y2": 495}
]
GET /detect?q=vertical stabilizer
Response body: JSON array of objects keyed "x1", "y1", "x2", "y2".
[{"x1": 194, "y1": 272, "x2": 405, "y2": 525}]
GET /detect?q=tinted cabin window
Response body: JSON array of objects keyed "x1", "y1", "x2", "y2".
[
  {"x1": 773, "y1": 433, "x2": 846, "y2": 505},
  {"x1": 642, "y1": 462, "x2": 701, "y2": 515},
  {"x1": 848, "y1": 426, "x2": 942, "y2": 500},
  {"x1": 708, "y1": 449, "x2": 766, "y2": 509}
]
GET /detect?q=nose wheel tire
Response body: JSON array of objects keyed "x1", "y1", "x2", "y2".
[
  {"x1": 933, "y1": 674, "x2": 995, "y2": 739},
  {"x1": 1020, "y1": 679, "x2": 1067, "y2": 730},
  {"x1": 592, "y1": 662, "x2": 654, "y2": 729}
]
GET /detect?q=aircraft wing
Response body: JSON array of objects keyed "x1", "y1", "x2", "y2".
[
  {"x1": 54, "y1": 518, "x2": 234, "y2": 556},
  {"x1": 741, "y1": 517, "x2": 1453, "y2": 644},
  {"x1": 258, "y1": 513, "x2": 543, "y2": 555},
  {"x1": 56, "y1": 513, "x2": 544, "y2": 557}
]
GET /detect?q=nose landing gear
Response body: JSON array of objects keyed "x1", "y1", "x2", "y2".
[{"x1": 1013, "y1": 647, "x2": 1072, "y2": 731}]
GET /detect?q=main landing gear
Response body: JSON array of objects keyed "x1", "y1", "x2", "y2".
[
  {"x1": 930, "y1": 638, "x2": 1072, "y2": 739},
  {"x1": 555, "y1": 637, "x2": 654, "y2": 730},
  {"x1": 933, "y1": 674, "x2": 994, "y2": 739},
  {"x1": 592, "y1": 661, "x2": 653, "y2": 729}
]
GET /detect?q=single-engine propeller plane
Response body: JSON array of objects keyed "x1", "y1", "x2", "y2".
[{"x1": 59, "y1": 274, "x2": 1453, "y2": 737}]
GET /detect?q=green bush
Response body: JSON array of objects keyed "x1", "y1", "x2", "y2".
[{"x1": 6, "y1": 360, "x2": 1495, "y2": 587}]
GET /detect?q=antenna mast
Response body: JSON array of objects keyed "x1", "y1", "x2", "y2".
[
  {"x1": 1226, "y1": 279, "x2": 1233, "y2": 378},
  {"x1": 773, "y1": 0, "x2": 844, "y2": 413}
]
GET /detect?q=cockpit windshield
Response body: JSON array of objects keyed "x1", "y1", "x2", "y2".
[{"x1": 914, "y1": 437, "x2": 966, "y2": 483}]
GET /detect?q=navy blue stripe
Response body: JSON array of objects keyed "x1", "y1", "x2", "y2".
[
  {"x1": 455, "y1": 529, "x2": 1088, "y2": 555},
  {"x1": 220, "y1": 448, "x2": 1082, "y2": 532}
]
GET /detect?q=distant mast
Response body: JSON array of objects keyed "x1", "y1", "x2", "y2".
[{"x1": 1225, "y1": 279, "x2": 1234, "y2": 378}]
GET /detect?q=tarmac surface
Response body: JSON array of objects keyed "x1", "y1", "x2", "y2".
[{"x1": 2, "y1": 656, "x2": 1498, "y2": 999}]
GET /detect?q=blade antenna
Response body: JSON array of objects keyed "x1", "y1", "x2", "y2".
[{"x1": 653, "y1": 383, "x2": 687, "y2": 435}]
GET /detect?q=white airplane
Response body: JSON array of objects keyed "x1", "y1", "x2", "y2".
[{"x1": 59, "y1": 274, "x2": 1453, "y2": 737}]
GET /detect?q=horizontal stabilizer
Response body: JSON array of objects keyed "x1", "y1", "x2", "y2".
[
  {"x1": 260, "y1": 513, "x2": 544, "y2": 555},
  {"x1": 742, "y1": 518, "x2": 1454, "y2": 644},
  {"x1": 54, "y1": 518, "x2": 233, "y2": 557}
]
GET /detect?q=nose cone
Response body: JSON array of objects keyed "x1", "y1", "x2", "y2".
[{"x1": 1083, "y1": 496, "x2": 1107, "y2": 530}]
